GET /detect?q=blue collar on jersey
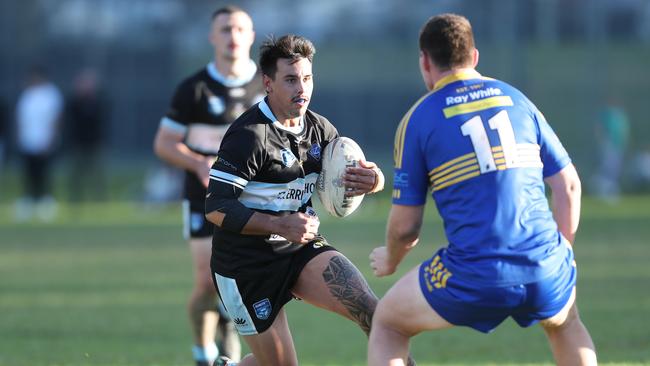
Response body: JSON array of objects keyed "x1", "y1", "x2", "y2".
[
  {"x1": 433, "y1": 69, "x2": 484, "y2": 92},
  {"x1": 206, "y1": 60, "x2": 257, "y2": 88}
]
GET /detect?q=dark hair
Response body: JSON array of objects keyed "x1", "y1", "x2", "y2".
[
  {"x1": 211, "y1": 5, "x2": 247, "y2": 20},
  {"x1": 419, "y1": 13, "x2": 475, "y2": 70},
  {"x1": 259, "y1": 34, "x2": 315, "y2": 79}
]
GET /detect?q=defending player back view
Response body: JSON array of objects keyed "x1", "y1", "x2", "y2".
[
  {"x1": 368, "y1": 13, "x2": 597, "y2": 366},
  {"x1": 393, "y1": 72, "x2": 571, "y2": 289}
]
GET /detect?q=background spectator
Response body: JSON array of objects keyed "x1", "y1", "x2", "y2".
[
  {"x1": 65, "y1": 67, "x2": 109, "y2": 202},
  {"x1": 591, "y1": 97, "x2": 630, "y2": 201},
  {"x1": 14, "y1": 66, "x2": 64, "y2": 221}
]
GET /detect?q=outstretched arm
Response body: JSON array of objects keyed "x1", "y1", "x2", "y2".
[
  {"x1": 544, "y1": 163, "x2": 581, "y2": 244},
  {"x1": 370, "y1": 204, "x2": 425, "y2": 277}
]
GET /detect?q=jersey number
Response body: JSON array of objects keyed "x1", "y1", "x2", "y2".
[{"x1": 460, "y1": 110, "x2": 517, "y2": 173}]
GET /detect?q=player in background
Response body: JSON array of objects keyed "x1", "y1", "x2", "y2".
[
  {"x1": 153, "y1": 6, "x2": 263, "y2": 366},
  {"x1": 368, "y1": 14, "x2": 597, "y2": 366},
  {"x1": 205, "y1": 34, "x2": 412, "y2": 366}
]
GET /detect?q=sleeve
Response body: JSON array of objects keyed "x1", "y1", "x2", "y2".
[
  {"x1": 535, "y1": 109, "x2": 571, "y2": 177},
  {"x1": 320, "y1": 116, "x2": 339, "y2": 149},
  {"x1": 392, "y1": 107, "x2": 429, "y2": 206},
  {"x1": 205, "y1": 126, "x2": 265, "y2": 215},
  {"x1": 161, "y1": 80, "x2": 193, "y2": 134}
]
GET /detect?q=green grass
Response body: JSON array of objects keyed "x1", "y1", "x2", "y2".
[{"x1": 1, "y1": 195, "x2": 649, "y2": 366}]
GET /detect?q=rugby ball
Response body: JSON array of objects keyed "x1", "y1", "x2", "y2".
[{"x1": 316, "y1": 137, "x2": 366, "y2": 217}]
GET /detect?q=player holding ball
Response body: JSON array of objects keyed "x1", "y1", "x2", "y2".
[{"x1": 205, "y1": 34, "x2": 411, "y2": 366}]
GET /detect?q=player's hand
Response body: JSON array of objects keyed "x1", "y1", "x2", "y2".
[
  {"x1": 344, "y1": 160, "x2": 385, "y2": 197},
  {"x1": 196, "y1": 156, "x2": 216, "y2": 188},
  {"x1": 276, "y1": 212, "x2": 320, "y2": 244},
  {"x1": 369, "y1": 246, "x2": 397, "y2": 277}
]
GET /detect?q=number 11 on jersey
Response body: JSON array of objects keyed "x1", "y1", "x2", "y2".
[{"x1": 460, "y1": 110, "x2": 518, "y2": 173}]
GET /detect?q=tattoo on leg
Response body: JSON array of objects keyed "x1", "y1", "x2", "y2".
[{"x1": 322, "y1": 255, "x2": 378, "y2": 335}]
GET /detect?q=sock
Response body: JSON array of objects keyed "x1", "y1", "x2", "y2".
[{"x1": 192, "y1": 343, "x2": 219, "y2": 363}]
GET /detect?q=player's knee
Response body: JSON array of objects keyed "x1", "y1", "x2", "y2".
[
  {"x1": 372, "y1": 298, "x2": 401, "y2": 332},
  {"x1": 195, "y1": 272, "x2": 217, "y2": 292},
  {"x1": 372, "y1": 300, "x2": 417, "y2": 341}
]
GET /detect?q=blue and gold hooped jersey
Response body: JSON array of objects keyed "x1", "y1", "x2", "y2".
[{"x1": 394, "y1": 70, "x2": 571, "y2": 286}]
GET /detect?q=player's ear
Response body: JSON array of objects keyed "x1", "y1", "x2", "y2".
[
  {"x1": 208, "y1": 20, "x2": 218, "y2": 47},
  {"x1": 472, "y1": 48, "x2": 479, "y2": 67},
  {"x1": 419, "y1": 51, "x2": 431, "y2": 73},
  {"x1": 419, "y1": 51, "x2": 434, "y2": 90},
  {"x1": 263, "y1": 74, "x2": 272, "y2": 93}
]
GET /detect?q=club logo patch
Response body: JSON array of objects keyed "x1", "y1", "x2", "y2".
[
  {"x1": 308, "y1": 143, "x2": 321, "y2": 161},
  {"x1": 280, "y1": 148, "x2": 297, "y2": 167},
  {"x1": 253, "y1": 298, "x2": 272, "y2": 320},
  {"x1": 208, "y1": 96, "x2": 225, "y2": 116}
]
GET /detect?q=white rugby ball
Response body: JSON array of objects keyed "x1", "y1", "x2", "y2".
[{"x1": 317, "y1": 137, "x2": 366, "y2": 218}]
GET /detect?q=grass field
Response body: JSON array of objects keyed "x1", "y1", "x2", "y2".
[{"x1": 1, "y1": 194, "x2": 649, "y2": 366}]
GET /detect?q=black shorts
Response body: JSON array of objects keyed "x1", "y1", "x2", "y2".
[
  {"x1": 182, "y1": 199, "x2": 214, "y2": 239},
  {"x1": 212, "y1": 236, "x2": 337, "y2": 335}
]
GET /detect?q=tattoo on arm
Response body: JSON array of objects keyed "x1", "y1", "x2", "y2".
[{"x1": 322, "y1": 255, "x2": 378, "y2": 335}]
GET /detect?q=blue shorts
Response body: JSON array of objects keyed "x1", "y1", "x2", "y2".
[{"x1": 418, "y1": 247, "x2": 576, "y2": 333}]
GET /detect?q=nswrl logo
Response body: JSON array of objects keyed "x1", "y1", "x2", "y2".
[{"x1": 253, "y1": 298, "x2": 272, "y2": 320}]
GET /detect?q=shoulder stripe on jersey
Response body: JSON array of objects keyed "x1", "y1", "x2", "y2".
[
  {"x1": 429, "y1": 151, "x2": 476, "y2": 176},
  {"x1": 160, "y1": 117, "x2": 188, "y2": 134},
  {"x1": 211, "y1": 176, "x2": 245, "y2": 190},
  {"x1": 443, "y1": 96, "x2": 513, "y2": 118},
  {"x1": 433, "y1": 170, "x2": 482, "y2": 191},
  {"x1": 432, "y1": 164, "x2": 480, "y2": 186},
  {"x1": 394, "y1": 92, "x2": 434, "y2": 169},
  {"x1": 209, "y1": 169, "x2": 248, "y2": 189},
  {"x1": 430, "y1": 157, "x2": 479, "y2": 182},
  {"x1": 429, "y1": 144, "x2": 543, "y2": 191}
]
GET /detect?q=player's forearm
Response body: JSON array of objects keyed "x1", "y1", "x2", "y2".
[
  {"x1": 207, "y1": 207, "x2": 315, "y2": 245},
  {"x1": 154, "y1": 138, "x2": 207, "y2": 173},
  {"x1": 240, "y1": 212, "x2": 283, "y2": 236},
  {"x1": 551, "y1": 184, "x2": 581, "y2": 244},
  {"x1": 384, "y1": 205, "x2": 424, "y2": 268},
  {"x1": 206, "y1": 207, "x2": 286, "y2": 236},
  {"x1": 385, "y1": 217, "x2": 421, "y2": 269},
  {"x1": 548, "y1": 166, "x2": 582, "y2": 245},
  {"x1": 386, "y1": 227, "x2": 419, "y2": 268}
]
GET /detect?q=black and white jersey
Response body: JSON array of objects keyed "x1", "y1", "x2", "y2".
[
  {"x1": 206, "y1": 98, "x2": 339, "y2": 277},
  {"x1": 161, "y1": 61, "x2": 265, "y2": 202}
]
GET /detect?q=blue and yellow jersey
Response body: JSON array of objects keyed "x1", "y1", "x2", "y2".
[{"x1": 393, "y1": 70, "x2": 571, "y2": 286}]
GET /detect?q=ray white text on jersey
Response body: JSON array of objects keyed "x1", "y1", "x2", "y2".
[{"x1": 445, "y1": 87, "x2": 503, "y2": 106}]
